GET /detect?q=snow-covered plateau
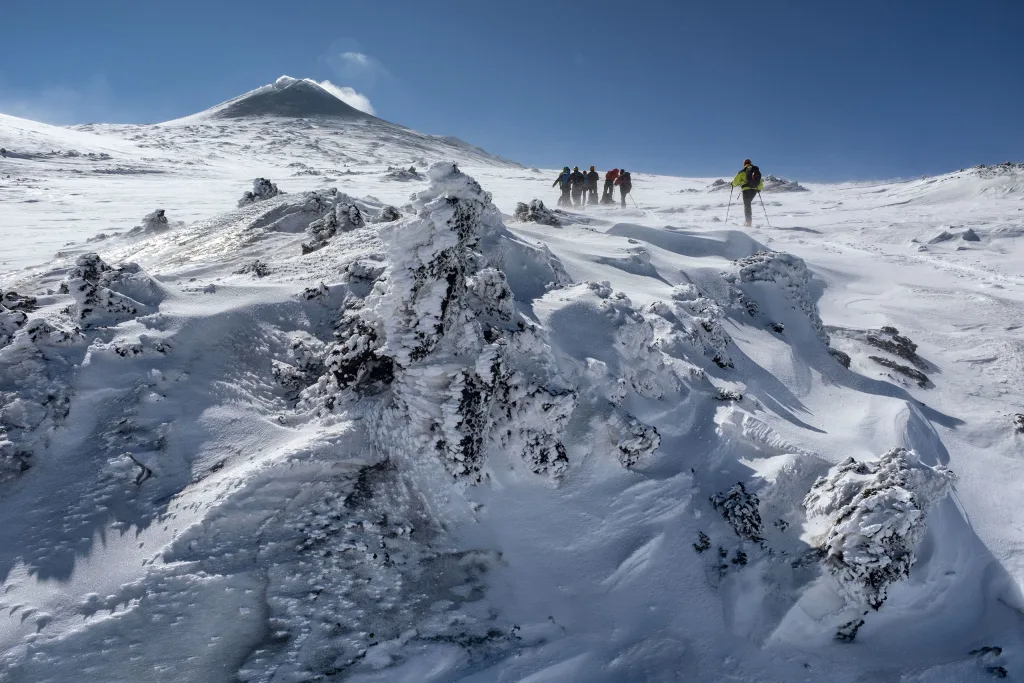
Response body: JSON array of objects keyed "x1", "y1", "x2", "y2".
[{"x1": 1, "y1": 77, "x2": 1024, "y2": 682}]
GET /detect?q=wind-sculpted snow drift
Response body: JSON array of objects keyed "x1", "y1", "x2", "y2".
[{"x1": 0, "y1": 159, "x2": 1011, "y2": 683}]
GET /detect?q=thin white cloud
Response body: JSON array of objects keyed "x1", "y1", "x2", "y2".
[
  {"x1": 341, "y1": 52, "x2": 372, "y2": 68},
  {"x1": 314, "y1": 80, "x2": 376, "y2": 116},
  {"x1": 327, "y1": 50, "x2": 390, "y2": 83}
]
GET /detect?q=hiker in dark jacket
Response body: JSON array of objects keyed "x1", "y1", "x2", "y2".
[
  {"x1": 586, "y1": 166, "x2": 600, "y2": 205},
  {"x1": 614, "y1": 169, "x2": 632, "y2": 207},
  {"x1": 552, "y1": 166, "x2": 572, "y2": 206},
  {"x1": 602, "y1": 168, "x2": 619, "y2": 204},
  {"x1": 569, "y1": 166, "x2": 586, "y2": 208},
  {"x1": 730, "y1": 158, "x2": 764, "y2": 227}
]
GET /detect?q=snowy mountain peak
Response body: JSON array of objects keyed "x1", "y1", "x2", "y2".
[{"x1": 176, "y1": 75, "x2": 374, "y2": 123}]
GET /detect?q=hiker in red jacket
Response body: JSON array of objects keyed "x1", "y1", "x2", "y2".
[{"x1": 602, "y1": 169, "x2": 619, "y2": 204}]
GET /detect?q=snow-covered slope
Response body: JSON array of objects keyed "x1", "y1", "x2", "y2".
[
  {"x1": 0, "y1": 77, "x2": 520, "y2": 274},
  {"x1": 2, "y1": 90, "x2": 1024, "y2": 682}
]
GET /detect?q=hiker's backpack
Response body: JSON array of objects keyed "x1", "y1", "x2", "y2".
[
  {"x1": 745, "y1": 165, "x2": 761, "y2": 189},
  {"x1": 620, "y1": 171, "x2": 632, "y2": 187}
]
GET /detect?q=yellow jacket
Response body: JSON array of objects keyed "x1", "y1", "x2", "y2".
[{"x1": 731, "y1": 165, "x2": 764, "y2": 191}]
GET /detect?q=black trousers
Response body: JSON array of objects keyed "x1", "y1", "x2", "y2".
[
  {"x1": 602, "y1": 180, "x2": 614, "y2": 201},
  {"x1": 742, "y1": 189, "x2": 758, "y2": 223},
  {"x1": 620, "y1": 186, "x2": 630, "y2": 206}
]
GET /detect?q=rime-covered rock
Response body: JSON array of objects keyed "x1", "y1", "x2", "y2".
[
  {"x1": 346, "y1": 256, "x2": 387, "y2": 282},
  {"x1": 238, "y1": 177, "x2": 281, "y2": 207},
  {"x1": 804, "y1": 448, "x2": 956, "y2": 611},
  {"x1": 365, "y1": 163, "x2": 576, "y2": 479},
  {"x1": 235, "y1": 259, "x2": 271, "y2": 277},
  {"x1": 126, "y1": 208, "x2": 177, "y2": 236},
  {"x1": 611, "y1": 413, "x2": 661, "y2": 468},
  {"x1": 2, "y1": 290, "x2": 38, "y2": 312},
  {"x1": 512, "y1": 199, "x2": 561, "y2": 227},
  {"x1": 650, "y1": 284, "x2": 734, "y2": 369},
  {"x1": 374, "y1": 205, "x2": 402, "y2": 223},
  {"x1": 711, "y1": 482, "x2": 764, "y2": 543},
  {"x1": 324, "y1": 310, "x2": 393, "y2": 392},
  {"x1": 728, "y1": 250, "x2": 848, "y2": 363},
  {"x1": 63, "y1": 253, "x2": 163, "y2": 328},
  {"x1": 384, "y1": 165, "x2": 422, "y2": 181},
  {"x1": 762, "y1": 175, "x2": 808, "y2": 192},
  {"x1": 0, "y1": 300, "x2": 28, "y2": 348},
  {"x1": 303, "y1": 201, "x2": 365, "y2": 253}
]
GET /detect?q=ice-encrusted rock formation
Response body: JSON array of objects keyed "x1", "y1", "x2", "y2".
[
  {"x1": 762, "y1": 174, "x2": 808, "y2": 192},
  {"x1": 649, "y1": 284, "x2": 734, "y2": 369},
  {"x1": 303, "y1": 200, "x2": 364, "y2": 253},
  {"x1": 804, "y1": 448, "x2": 956, "y2": 612},
  {"x1": 728, "y1": 250, "x2": 849, "y2": 364},
  {"x1": 383, "y1": 165, "x2": 421, "y2": 181},
  {"x1": 62, "y1": 253, "x2": 164, "y2": 328},
  {"x1": 375, "y1": 164, "x2": 577, "y2": 478},
  {"x1": 0, "y1": 290, "x2": 34, "y2": 348},
  {"x1": 297, "y1": 163, "x2": 579, "y2": 480},
  {"x1": 238, "y1": 177, "x2": 281, "y2": 207},
  {"x1": 126, "y1": 208, "x2": 177, "y2": 236},
  {"x1": 711, "y1": 482, "x2": 764, "y2": 543},
  {"x1": 512, "y1": 199, "x2": 561, "y2": 227}
]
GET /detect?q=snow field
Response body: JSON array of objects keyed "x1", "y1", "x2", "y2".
[{"x1": 1, "y1": 96, "x2": 1024, "y2": 681}]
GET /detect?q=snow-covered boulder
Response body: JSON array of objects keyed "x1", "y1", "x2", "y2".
[
  {"x1": 62, "y1": 253, "x2": 164, "y2": 327},
  {"x1": 727, "y1": 250, "x2": 847, "y2": 364},
  {"x1": 373, "y1": 205, "x2": 402, "y2": 223},
  {"x1": 126, "y1": 208, "x2": 181, "y2": 236},
  {"x1": 711, "y1": 482, "x2": 764, "y2": 543},
  {"x1": 316, "y1": 162, "x2": 579, "y2": 479},
  {"x1": 512, "y1": 199, "x2": 561, "y2": 227},
  {"x1": 308, "y1": 202, "x2": 363, "y2": 242},
  {"x1": 0, "y1": 290, "x2": 33, "y2": 348},
  {"x1": 238, "y1": 177, "x2": 281, "y2": 207},
  {"x1": 649, "y1": 284, "x2": 734, "y2": 369},
  {"x1": 804, "y1": 448, "x2": 956, "y2": 612},
  {"x1": 383, "y1": 165, "x2": 422, "y2": 181},
  {"x1": 762, "y1": 174, "x2": 808, "y2": 192}
]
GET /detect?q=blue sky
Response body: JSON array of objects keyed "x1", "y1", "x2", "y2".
[{"x1": 2, "y1": 0, "x2": 1020, "y2": 180}]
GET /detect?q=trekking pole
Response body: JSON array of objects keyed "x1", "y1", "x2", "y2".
[
  {"x1": 629, "y1": 192, "x2": 639, "y2": 209},
  {"x1": 725, "y1": 187, "x2": 734, "y2": 224},
  {"x1": 757, "y1": 191, "x2": 771, "y2": 228}
]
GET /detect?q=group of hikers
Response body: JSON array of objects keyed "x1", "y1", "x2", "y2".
[
  {"x1": 550, "y1": 159, "x2": 765, "y2": 227},
  {"x1": 552, "y1": 166, "x2": 633, "y2": 208}
]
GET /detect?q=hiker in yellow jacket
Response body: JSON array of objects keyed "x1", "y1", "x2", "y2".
[{"x1": 731, "y1": 159, "x2": 764, "y2": 227}]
